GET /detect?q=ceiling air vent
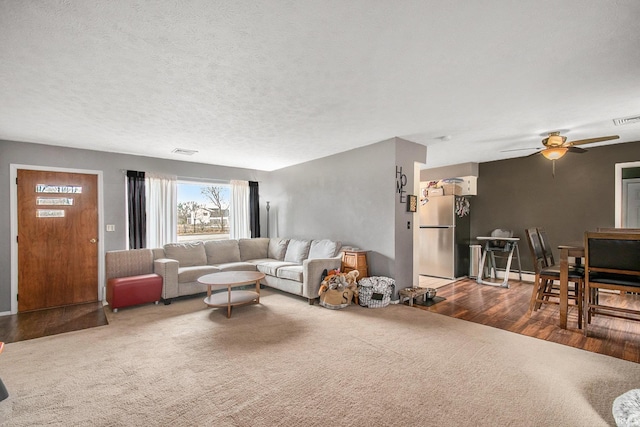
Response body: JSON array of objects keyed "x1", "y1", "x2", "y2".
[
  {"x1": 171, "y1": 148, "x2": 198, "y2": 156},
  {"x1": 613, "y1": 115, "x2": 640, "y2": 126}
]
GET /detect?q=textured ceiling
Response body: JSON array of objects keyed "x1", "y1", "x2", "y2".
[{"x1": 1, "y1": 1, "x2": 640, "y2": 171}]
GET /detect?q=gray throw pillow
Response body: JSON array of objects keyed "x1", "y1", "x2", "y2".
[
  {"x1": 283, "y1": 239, "x2": 311, "y2": 263},
  {"x1": 308, "y1": 239, "x2": 340, "y2": 259},
  {"x1": 268, "y1": 239, "x2": 289, "y2": 260}
]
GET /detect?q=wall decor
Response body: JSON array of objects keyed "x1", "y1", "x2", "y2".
[
  {"x1": 455, "y1": 196, "x2": 470, "y2": 217},
  {"x1": 36, "y1": 197, "x2": 74, "y2": 206},
  {"x1": 407, "y1": 195, "x2": 417, "y2": 212},
  {"x1": 36, "y1": 209, "x2": 65, "y2": 218},
  {"x1": 396, "y1": 166, "x2": 407, "y2": 203},
  {"x1": 35, "y1": 184, "x2": 82, "y2": 194}
]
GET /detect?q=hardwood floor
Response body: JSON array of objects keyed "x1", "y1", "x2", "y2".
[
  {"x1": 0, "y1": 302, "x2": 108, "y2": 343},
  {"x1": 1, "y1": 280, "x2": 639, "y2": 365},
  {"x1": 414, "y1": 278, "x2": 640, "y2": 363}
]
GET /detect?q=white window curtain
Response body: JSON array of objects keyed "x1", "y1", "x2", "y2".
[
  {"x1": 145, "y1": 173, "x2": 177, "y2": 248},
  {"x1": 230, "y1": 180, "x2": 250, "y2": 239}
]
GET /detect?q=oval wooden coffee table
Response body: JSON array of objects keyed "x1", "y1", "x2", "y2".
[{"x1": 198, "y1": 271, "x2": 265, "y2": 318}]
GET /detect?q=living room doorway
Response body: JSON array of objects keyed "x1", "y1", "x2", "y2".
[
  {"x1": 615, "y1": 161, "x2": 640, "y2": 227},
  {"x1": 10, "y1": 165, "x2": 104, "y2": 314}
]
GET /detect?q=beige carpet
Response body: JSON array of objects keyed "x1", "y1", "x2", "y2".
[{"x1": 1, "y1": 289, "x2": 638, "y2": 426}]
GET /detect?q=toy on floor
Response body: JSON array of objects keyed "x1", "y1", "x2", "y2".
[{"x1": 318, "y1": 269, "x2": 359, "y2": 309}]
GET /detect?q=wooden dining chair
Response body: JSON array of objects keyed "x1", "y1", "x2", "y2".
[
  {"x1": 525, "y1": 228, "x2": 584, "y2": 328},
  {"x1": 583, "y1": 231, "x2": 640, "y2": 336},
  {"x1": 0, "y1": 342, "x2": 8, "y2": 402},
  {"x1": 595, "y1": 228, "x2": 640, "y2": 296}
]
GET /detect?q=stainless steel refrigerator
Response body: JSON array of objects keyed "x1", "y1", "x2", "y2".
[{"x1": 419, "y1": 195, "x2": 471, "y2": 279}]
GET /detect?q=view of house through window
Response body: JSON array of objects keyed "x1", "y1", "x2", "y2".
[{"x1": 177, "y1": 181, "x2": 230, "y2": 242}]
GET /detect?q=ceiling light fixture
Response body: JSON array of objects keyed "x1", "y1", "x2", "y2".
[{"x1": 541, "y1": 147, "x2": 568, "y2": 160}]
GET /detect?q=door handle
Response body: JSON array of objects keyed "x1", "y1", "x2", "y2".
[{"x1": 90, "y1": 238, "x2": 97, "y2": 243}]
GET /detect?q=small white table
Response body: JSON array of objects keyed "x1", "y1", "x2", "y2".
[
  {"x1": 198, "y1": 271, "x2": 264, "y2": 318},
  {"x1": 476, "y1": 236, "x2": 522, "y2": 288}
]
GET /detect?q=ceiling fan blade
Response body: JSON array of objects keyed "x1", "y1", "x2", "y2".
[
  {"x1": 500, "y1": 147, "x2": 538, "y2": 153},
  {"x1": 567, "y1": 146, "x2": 587, "y2": 153},
  {"x1": 526, "y1": 150, "x2": 542, "y2": 157},
  {"x1": 568, "y1": 135, "x2": 619, "y2": 146}
]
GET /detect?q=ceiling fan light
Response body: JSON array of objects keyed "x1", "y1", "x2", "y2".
[{"x1": 541, "y1": 147, "x2": 568, "y2": 160}]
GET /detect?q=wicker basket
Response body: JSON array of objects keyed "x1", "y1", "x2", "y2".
[
  {"x1": 442, "y1": 184, "x2": 462, "y2": 195},
  {"x1": 358, "y1": 276, "x2": 395, "y2": 308}
]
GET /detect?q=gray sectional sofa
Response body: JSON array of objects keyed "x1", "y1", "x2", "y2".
[{"x1": 107, "y1": 238, "x2": 343, "y2": 305}]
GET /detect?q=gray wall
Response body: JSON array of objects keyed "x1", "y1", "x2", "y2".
[
  {"x1": 263, "y1": 137, "x2": 426, "y2": 290},
  {"x1": 471, "y1": 140, "x2": 640, "y2": 272},
  {"x1": 0, "y1": 139, "x2": 265, "y2": 312},
  {"x1": 395, "y1": 138, "x2": 427, "y2": 291}
]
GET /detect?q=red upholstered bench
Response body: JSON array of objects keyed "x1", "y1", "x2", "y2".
[{"x1": 106, "y1": 274, "x2": 163, "y2": 312}]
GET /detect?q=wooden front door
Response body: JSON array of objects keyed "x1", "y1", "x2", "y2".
[{"x1": 17, "y1": 169, "x2": 99, "y2": 312}]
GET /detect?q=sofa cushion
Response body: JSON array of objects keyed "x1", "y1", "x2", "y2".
[
  {"x1": 308, "y1": 239, "x2": 340, "y2": 259},
  {"x1": 215, "y1": 262, "x2": 259, "y2": 272},
  {"x1": 268, "y1": 238, "x2": 289, "y2": 260},
  {"x1": 164, "y1": 242, "x2": 206, "y2": 267},
  {"x1": 284, "y1": 239, "x2": 311, "y2": 263},
  {"x1": 257, "y1": 261, "x2": 298, "y2": 277},
  {"x1": 277, "y1": 265, "x2": 304, "y2": 282},
  {"x1": 177, "y1": 265, "x2": 220, "y2": 283},
  {"x1": 204, "y1": 240, "x2": 241, "y2": 265},
  {"x1": 245, "y1": 258, "x2": 277, "y2": 265},
  {"x1": 239, "y1": 238, "x2": 270, "y2": 261}
]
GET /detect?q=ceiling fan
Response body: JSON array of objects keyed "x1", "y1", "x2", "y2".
[
  {"x1": 531, "y1": 131, "x2": 620, "y2": 160},
  {"x1": 503, "y1": 131, "x2": 620, "y2": 176},
  {"x1": 503, "y1": 131, "x2": 620, "y2": 159}
]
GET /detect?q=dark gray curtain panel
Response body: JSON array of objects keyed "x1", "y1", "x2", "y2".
[
  {"x1": 127, "y1": 170, "x2": 146, "y2": 249},
  {"x1": 249, "y1": 181, "x2": 260, "y2": 238}
]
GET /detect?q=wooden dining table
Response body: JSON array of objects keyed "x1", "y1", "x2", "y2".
[{"x1": 558, "y1": 243, "x2": 585, "y2": 329}]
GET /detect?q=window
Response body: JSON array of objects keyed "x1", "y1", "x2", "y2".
[{"x1": 177, "y1": 181, "x2": 231, "y2": 242}]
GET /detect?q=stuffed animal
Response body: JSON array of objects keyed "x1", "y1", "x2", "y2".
[
  {"x1": 344, "y1": 270, "x2": 359, "y2": 304},
  {"x1": 318, "y1": 269, "x2": 360, "y2": 306},
  {"x1": 319, "y1": 269, "x2": 341, "y2": 295}
]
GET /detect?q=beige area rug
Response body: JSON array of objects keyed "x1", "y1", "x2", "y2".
[{"x1": 1, "y1": 289, "x2": 638, "y2": 426}]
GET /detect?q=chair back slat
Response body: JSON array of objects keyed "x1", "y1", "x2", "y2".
[
  {"x1": 537, "y1": 228, "x2": 555, "y2": 266},
  {"x1": 525, "y1": 228, "x2": 546, "y2": 274}
]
